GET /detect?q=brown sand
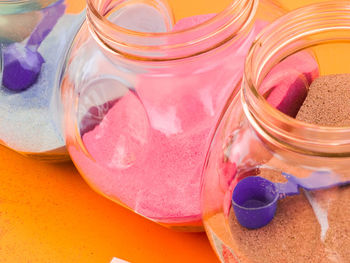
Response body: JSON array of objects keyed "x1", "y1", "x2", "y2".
[
  {"x1": 229, "y1": 169, "x2": 327, "y2": 263},
  {"x1": 227, "y1": 75, "x2": 350, "y2": 262},
  {"x1": 322, "y1": 187, "x2": 350, "y2": 262},
  {"x1": 295, "y1": 74, "x2": 350, "y2": 261},
  {"x1": 296, "y1": 74, "x2": 350, "y2": 126},
  {"x1": 228, "y1": 169, "x2": 350, "y2": 262},
  {"x1": 296, "y1": 73, "x2": 350, "y2": 260}
]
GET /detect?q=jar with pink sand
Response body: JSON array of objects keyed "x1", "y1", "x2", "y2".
[
  {"x1": 61, "y1": 0, "x2": 285, "y2": 230},
  {"x1": 202, "y1": 1, "x2": 350, "y2": 261}
]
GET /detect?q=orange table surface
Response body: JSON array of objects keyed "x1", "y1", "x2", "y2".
[{"x1": 0, "y1": 0, "x2": 328, "y2": 262}]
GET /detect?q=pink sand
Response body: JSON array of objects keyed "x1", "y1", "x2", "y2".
[{"x1": 74, "y1": 17, "x2": 268, "y2": 223}]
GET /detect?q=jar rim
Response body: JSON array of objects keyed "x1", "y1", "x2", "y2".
[
  {"x1": 0, "y1": 0, "x2": 57, "y2": 14},
  {"x1": 86, "y1": 0, "x2": 258, "y2": 60},
  {"x1": 243, "y1": 1, "x2": 350, "y2": 155}
]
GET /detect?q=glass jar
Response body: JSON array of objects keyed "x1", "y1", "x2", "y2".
[
  {"x1": 62, "y1": 0, "x2": 285, "y2": 230},
  {"x1": 0, "y1": 0, "x2": 84, "y2": 161},
  {"x1": 202, "y1": 1, "x2": 350, "y2": 261}
]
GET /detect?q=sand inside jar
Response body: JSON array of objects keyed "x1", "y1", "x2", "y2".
[
  {"x1": 228, "y1": 173, "x2": 350, "y2": 262},
  {"x1": 296, "y1": 74, "x2": 350, "y2": 126},
  {"x1": 0, "y1": 11, "x2": 85, "y2": 154},
  {"x1": 80, "y1": 15, "x2": 268, "y2": 223},
  {"x1": 228, "y1": 74, "x2": 350, "y2": 263}
]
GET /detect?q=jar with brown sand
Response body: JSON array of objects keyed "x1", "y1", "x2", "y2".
[{"x1": 201, "y1": 2, "x2": 350, "y2": 262}]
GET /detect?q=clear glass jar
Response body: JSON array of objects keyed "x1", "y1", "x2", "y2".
[
  {"x1": 0, "y1": 0, "x2": 84, "y2": 161},
  {"x1": 62, "y1": 0, "x2": 285, "y2": 230},
  {"x1": 202, "y1": 1, "x2": 350, "y2": 261}
]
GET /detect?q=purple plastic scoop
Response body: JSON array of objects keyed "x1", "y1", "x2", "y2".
[
  {"x1": 232, "y1": 171, "x2": 350, "y2": 229},
  {"x1": 1, "y1": 0, "x2": 66, "y2": 91}
]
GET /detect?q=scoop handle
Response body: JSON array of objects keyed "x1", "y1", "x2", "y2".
[
  {"x1": 282, "y1": 171, "x2": 350, "y2": 191},
  {"x1": 26, "y1": 0, "x2": 66, "y2": 50},
  {"x1": 275, "y1": 180, "x2": 299, "y2": 197}
]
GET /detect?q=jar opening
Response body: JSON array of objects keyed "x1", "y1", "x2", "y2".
[
  {"x1": 86, "y1": 0, "x2": 257, "y2": 60},
  {"x1": 243, "y1": 1, "x2": 350, "y2": 156}
]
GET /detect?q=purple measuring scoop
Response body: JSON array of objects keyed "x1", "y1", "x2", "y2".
[
  {"x1": 2, "y1": 0, "x2": 66, "y2": 91},
  {"x1": 232, "y1": 171, "x2": 350, "y2": 229}
]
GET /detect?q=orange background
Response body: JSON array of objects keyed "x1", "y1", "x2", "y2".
[{"x1": 0, "y1": 0, "x2": 330, "y2": 262}]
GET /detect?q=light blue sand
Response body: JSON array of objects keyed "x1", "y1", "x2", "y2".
[{"x1": 0, "y1": 11, "x2": 85, "y2": 153}]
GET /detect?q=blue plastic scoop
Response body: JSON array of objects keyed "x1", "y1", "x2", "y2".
[
  {"x1": 2, "y1": 0, "x2": 66, "y2": 91},
  {"x1": 232, "y1": 171, "x2": 350, "y2": 229}
]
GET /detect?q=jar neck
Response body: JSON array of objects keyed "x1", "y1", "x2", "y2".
[
  {"x1": 86, "y1": 0, "x2": 257, "y2": 60},
  {"x1": 243, "y1": 1, "x2": 350, "y2": 157},
  {"x1": 0, "y1": 0, "x2": 58, "y2": 14}
]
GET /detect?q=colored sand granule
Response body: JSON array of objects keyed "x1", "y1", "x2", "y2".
[
  {"x1": 0, "y1": 12, "x2": 84, "y2": 153},
  {"x1": 296, "y1": 74, "x2": 350, "y2": 126},
  {"x1": 78, "y1": 16, "x2": 267, "y2": 223}
]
